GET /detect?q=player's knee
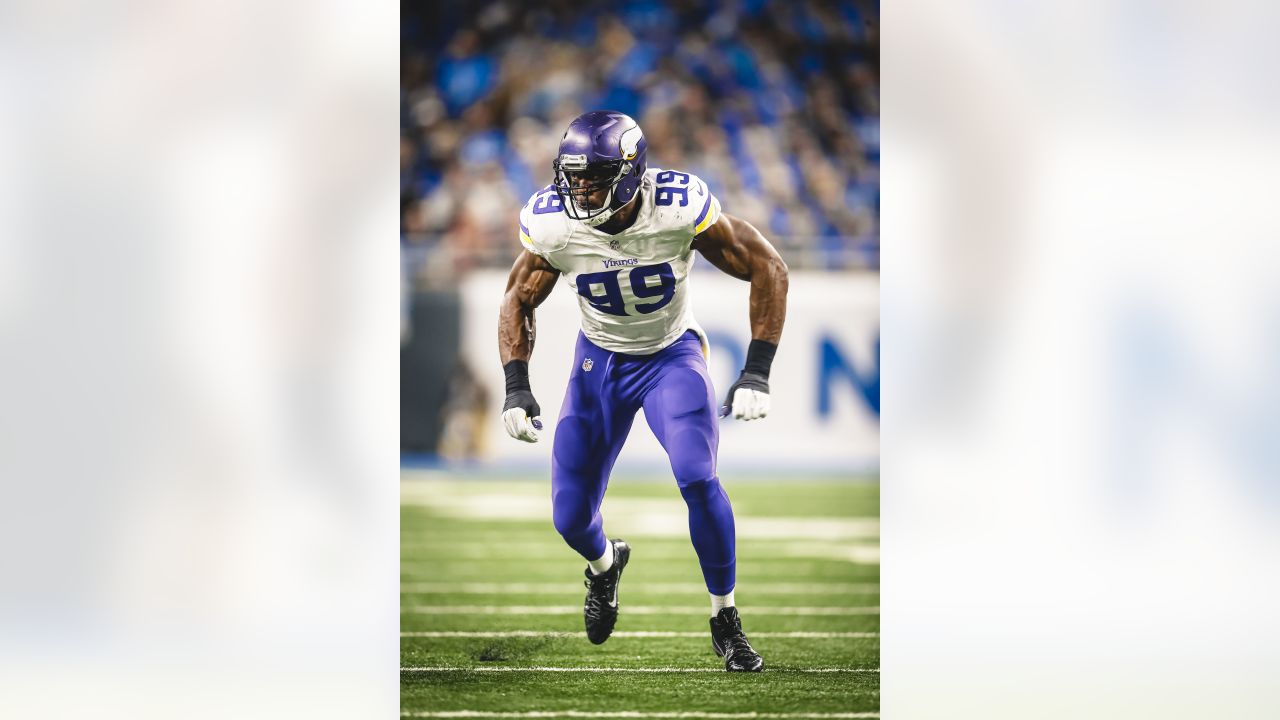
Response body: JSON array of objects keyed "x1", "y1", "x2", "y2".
[
  {"x1": 669, "y1": 426, "x2": 716, "y2": 487},
  {"x1": 678, "y1": 473, "x2": 722, "y2": 504},
  {"x1": 661, "y1": 368, "x2": 710, "y2": 418},
  {"x1": 552, "y1": 487, "x2": 594, "y2": 539}
]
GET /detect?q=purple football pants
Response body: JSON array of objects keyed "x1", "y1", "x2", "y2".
[{"x1": 551, "y1": 330, "x2": 736, "y2": 595}]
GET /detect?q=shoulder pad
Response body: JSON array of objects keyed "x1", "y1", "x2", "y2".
[
  {"x1": 518, "y1": 185, "x2": 572, "y2": 258},
  {"x1": 649, "y1": 168, "x2": 722, "y2": 235}
]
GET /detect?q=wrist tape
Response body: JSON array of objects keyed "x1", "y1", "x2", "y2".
[
  {"x1": 503, "y1": 360, "x2": 531, "y2": 395},
  {"x1": 743, "y1": 339, "x2": 777, "y2": 379}
]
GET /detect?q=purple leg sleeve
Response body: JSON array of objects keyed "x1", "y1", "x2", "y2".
[
  {"x1": 643, "y1": 361, "x2": 737, "y2": 595},
  {"x1": 551, "y1": 336, "x2": 635, "y2": 561}
]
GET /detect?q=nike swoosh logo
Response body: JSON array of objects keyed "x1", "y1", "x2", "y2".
[{"x1": 608, "y1": 586, "x2": 618, "y2": 608}]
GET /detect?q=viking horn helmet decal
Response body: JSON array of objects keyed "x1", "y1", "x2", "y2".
[{"x1": 620, "y1": 125, "x2": 642, "y2": 161}]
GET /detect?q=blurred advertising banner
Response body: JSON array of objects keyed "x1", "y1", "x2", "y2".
[{"x1": 458, "y1": 266, "x2": 879, "y2": 473}]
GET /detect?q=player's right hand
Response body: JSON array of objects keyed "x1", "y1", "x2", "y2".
[{"x1": 502, "y1": 389, "x2": 543, "y2": 443}]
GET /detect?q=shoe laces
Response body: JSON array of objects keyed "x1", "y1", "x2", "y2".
[
  {"x1": 722, "y1": 628, "x2": 754, "y2": 656},
  {"x1": 714, "y1": 613, "x2": 754, "y2": 655},
  {"x1": 583, "y1": 571, "x2": 616, "y2": 612}
]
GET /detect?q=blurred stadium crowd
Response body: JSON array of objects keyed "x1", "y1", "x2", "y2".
[{"x1": 401, "y1": 0, "x2": 879, "y2": 288}]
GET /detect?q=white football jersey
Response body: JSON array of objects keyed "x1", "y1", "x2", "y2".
[{"x1": 518, "y1": 168, "x2": 722, "y2": 355}]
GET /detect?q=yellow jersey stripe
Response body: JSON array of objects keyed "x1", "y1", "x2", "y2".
[{"x1": 693, "y1": 196, "x2": 721, "y2": 235}]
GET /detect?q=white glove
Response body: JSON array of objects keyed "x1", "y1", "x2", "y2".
[
  {"x1": 502, "y1": 407, "x2": 543, "y2": 443},
  {"x1": 720, "y1": 371, "x2": 771, "y2": 422},
  {"x1": 730, "y1": 387, "x2": 771, "y2": 421}
]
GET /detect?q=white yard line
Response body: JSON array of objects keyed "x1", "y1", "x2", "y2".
[
  {"x1": 401, "y1": 554, "x2": 879, "y2": 568},
  {"x1": 399, "y1": 491, "x2": 878, "y2": 542},
  {"x1": 401, "y1": 543, "x2": 880, "y2": 561},
  {"x1": 401, "y1": 667, "x2": 878, "y2": 674},
  {"x1": 400, "y1": 582, "x2": 879, "y2": 595},
  {"x1": 404, "y1": 707, "x2": 875, "y2": 712},
  {"x1": 401, "y1": 547, "x2": 880, "y2": 566},
  {"x1": 402, "y1": 606, "x2": 880, "y2": 616},
  {"x1": 402, "y1": 631, "x2": 878, "y2": 638}
]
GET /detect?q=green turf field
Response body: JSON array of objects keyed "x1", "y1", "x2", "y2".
[{"x1": 401, "y1": 472, "x2": 879, "y2": 719}]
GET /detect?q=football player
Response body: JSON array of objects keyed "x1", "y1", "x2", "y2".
[{"x1": 498, "y1": 110, "x2": 787, "y2": 672}]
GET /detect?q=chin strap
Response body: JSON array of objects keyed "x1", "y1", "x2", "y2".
[
  {"x1": 577, "y1": 187, "x2": 617, "y2": 227},
  {"x1": 578, "y1": 186, "x2": 642, "y2": 228}
]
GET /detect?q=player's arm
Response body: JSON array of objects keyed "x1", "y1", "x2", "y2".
[
  {"x1": 498, "y1": 250, "x2": 559, "y2": 442},
  {"x1": 692, "y1": 212, "x2": 789, "y2": 421}
]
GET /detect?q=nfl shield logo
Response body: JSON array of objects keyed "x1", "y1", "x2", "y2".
[
  {"x1": 582, "y1": 358, "x2": 594, "y2": 372},
  {"x1": 608, "y1": 239, "x2": 621, "y2": 252}
]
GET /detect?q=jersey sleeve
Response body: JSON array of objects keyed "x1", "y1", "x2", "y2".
[
  {"x1": 517, "y1": 189, "x2": 569, "y2": 270},
  {"x1": 517, "y1": 203, "x2": 545, "y2": 258},
  {"x1": 687, "y1": 173, "x2": 722, "y2": 236}
]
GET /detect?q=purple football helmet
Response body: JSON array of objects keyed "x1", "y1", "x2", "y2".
[{"x1": 552, "y1": 110, "x2": 648, "y2": 226}]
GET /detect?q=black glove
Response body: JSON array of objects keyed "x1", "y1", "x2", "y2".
[
  {"x1": 719, "y1": 371, "x2": 770, "y2": 419},
  {"x1": 503, "y1": 389, "x2": 542, "y2": 425}
]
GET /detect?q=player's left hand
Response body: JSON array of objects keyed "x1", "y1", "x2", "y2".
[{"x1": 719, "y1": 371, "x2": 770, "y2": 421}]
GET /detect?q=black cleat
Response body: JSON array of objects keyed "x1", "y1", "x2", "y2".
[
  {"x1": 710, "y1": 607, "x2": 765, "y2": 672},
  {"x1": 583, "y1": 539, "x2": 630, "y2": 645}
]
